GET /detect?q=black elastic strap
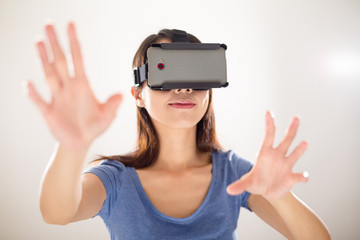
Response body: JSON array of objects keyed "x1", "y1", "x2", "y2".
[
  {"x1": 154, "y1": 43, "x2": 223, "y2": 50},
  {"x1": 133, "y1": 63, "x2": 148, "y2": 87},
  {"x1": 172, "y1": 29, "x2": 190, "y2": 43}
]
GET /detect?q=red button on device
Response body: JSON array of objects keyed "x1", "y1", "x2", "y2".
[{"x1": 157, "y1": 63, "x2": 165, "y2": 70}]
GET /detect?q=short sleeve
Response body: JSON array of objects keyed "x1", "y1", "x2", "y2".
[
  {"x1": 82, "y1": 160, "x2": 125, "y2": 218},
  {"x1": 228, "y1": 150, "x2": 254, "y2": 211}
]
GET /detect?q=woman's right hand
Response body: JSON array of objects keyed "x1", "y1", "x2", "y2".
[{"x1": 27, "y1": 22, "x2": 123, "y2": 150}]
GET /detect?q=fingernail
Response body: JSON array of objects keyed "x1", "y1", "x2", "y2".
[
  {"x1": 44, "y1": 19, "x2": 54, "y2": 26},
  {"x1": 226, "y1": 185, "x2": 234, "y2": 195},
  {"x1": 34, "y1": 35, "x2": 43, "y2": 44},
  {"x1": 269, "y1": 111, "x2": 275, "y2": 119},
  {"x1": 303, "y1": 171, "x2": 309, "y2": 178},
  {"x1": 68, "y1": 20, "x2": 75, "y2": 27}
]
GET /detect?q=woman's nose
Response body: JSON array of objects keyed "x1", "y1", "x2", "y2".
[{"x1": 175, "y1": 88, "x2": 193, "y2": 94}]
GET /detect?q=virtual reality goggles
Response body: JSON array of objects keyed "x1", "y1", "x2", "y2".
[{"x1": 133, "y1": 30, "x2": 228, "y2": 90}]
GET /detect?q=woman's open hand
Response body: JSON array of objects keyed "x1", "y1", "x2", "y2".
[
  {"x1": 227, "y1": 111, "x2": 309, "y2": 200},
  {"x1": 27, "y1": 22, "x2": 123, "y2": 150}
]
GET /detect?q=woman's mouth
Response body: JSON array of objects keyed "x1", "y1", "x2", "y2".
[
  {"x1": 169, "y1": 99, "x2": 195, "y2": 109},
  {"x1": 169, "y1": 103, "x2": 195, "y2": 109}
]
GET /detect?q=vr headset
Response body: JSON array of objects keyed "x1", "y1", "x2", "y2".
[{"x1": 133, "y1": 29, "x2": 228, "y2": 90}]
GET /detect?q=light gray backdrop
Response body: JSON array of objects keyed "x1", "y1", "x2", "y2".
[{"x1": 1, "y1": 0, "x2": 359, "y2": 239}]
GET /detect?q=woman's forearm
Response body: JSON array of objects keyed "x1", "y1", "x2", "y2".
[
  {"x1": 39, "y1": 143, "x2": 90, "y2": 225},
  {"x1": 268, "y1": 192, "x2": 331, "y2": 240}
]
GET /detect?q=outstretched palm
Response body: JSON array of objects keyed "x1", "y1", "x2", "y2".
[
  {"x1": 227, "y1": 111, "x2": 309, "y2": 200},
  {"x1": 27, "y1": 23, "x2": 123, "y2": 150}
]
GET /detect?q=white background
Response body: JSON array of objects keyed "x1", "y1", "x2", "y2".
[{"x1": 1, "y1": 0, "x2": 359, "y2": 239}]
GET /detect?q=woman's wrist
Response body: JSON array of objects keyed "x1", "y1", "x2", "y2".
[
  {"x1": 57, "y1": 140, "x2": 92, "y2": 154},
  {"x1": 264, "y1": 191, "x2": 294, "y2": 208},
  {"x1": 52, "y1": 142, "x2": 92, "y2": 169}
]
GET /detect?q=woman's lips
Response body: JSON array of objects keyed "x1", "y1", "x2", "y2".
[
  {"x1": 169, "y1": 103, "x2": 195, "y2": 109},
  {"x1": 169, "y1": 99, "x2": 195, "y2": 109}
]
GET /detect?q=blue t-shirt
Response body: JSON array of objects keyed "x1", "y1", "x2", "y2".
[{"x1": 83, "y1": 149, "x2": 253, "y2": 240}]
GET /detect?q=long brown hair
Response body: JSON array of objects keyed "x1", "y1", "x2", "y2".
[{"x1": 96, "y1": 29, "x2": 223, "y2": 169}]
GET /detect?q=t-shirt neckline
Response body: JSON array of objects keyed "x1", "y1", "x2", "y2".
[{"x1": 129, "y1": 150, "x2": 217, "y2": 224}]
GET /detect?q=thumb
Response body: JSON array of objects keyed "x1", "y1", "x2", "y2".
[
  {"x1": 226, "y1": 174, "x2": 251, "y2": 196},
  {"x1": 103, "y1": 93, "x2": 123, "y2": 116},
  {"x1": 25, "y1": 80, "x2": 48, "y2": 116}
]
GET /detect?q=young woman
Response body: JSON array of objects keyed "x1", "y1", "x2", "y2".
[{"x1": 27, "y1": 22, "x2": 331, "y2": 239}]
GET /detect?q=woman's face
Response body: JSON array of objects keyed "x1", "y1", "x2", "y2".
[
  {"x1": 136, "y1": 84, "x2": 210, "y2": 130},
  {"x1": 132, "y1": 38, "x2": 210, "y2": 130}
]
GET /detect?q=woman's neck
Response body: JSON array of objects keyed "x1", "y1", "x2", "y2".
[{"x1": 151, "y1": 120, "x2": 211, "y2": 171}]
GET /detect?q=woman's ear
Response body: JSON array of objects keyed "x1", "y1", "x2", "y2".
[{"x1": 131, "y1": 86, "x2": 145, "y2": 108}]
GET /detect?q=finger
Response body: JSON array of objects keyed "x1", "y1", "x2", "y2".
[
  {"x1": 103, "y1": 93, "x2": 123, "y2": 118},
  {"x1": 45, "y1": 24, "x2": 70, "y2": 82},
  {"x1": 287, "y1": 141, "x2": 308, "y2": 166},
  {"x1": 277, "y1": 116, "x2": 299, "y2": 155},
  {"x1": 291, "y1": 171, "x2": 309, "y2": 185},
  {"x1": 36, "y1": 41, "x2": 61, "y2": 94},
  {"x1": 226, "y1": 174, "x2": 251, "y2": 196},
  {"x1": 68, "y1": 22, "x2": 86, "y2": 78},
  {"x1": 262, "y1": 111, "x2": 276, "y2": 148},
  {"x1": 26, "y1": 81, "x2": 49, "y2": 115}
]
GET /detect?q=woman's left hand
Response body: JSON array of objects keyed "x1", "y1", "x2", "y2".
[{"x1": 227, "y1": 111, "x2": 309, "y2": 200}]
